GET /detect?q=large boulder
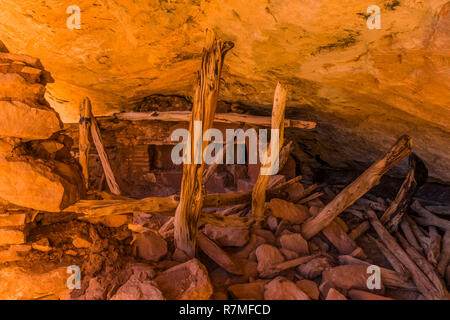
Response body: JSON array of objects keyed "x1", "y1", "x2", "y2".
[
  {"x1": 0, "y1": 266, "x2": 70, "y2": 300},
  {"x1": 0, "y1": 100, "x2": 62, "y2": 140},
  {"x1": 134, "y1": 231, "x2": 168, "y2": 262},
  {"x1": 264, "y1": 277, "x2": 310, "y2": 300},
  {"x1": 111, "y1": 274, "x2": 165, "y2": 300},
  {"x1": 0, "y1": 154, "x2": 85, "y2": 212},
  {"x1": 204, "y1": 224, "x2": 249, "y2": 247},
  {"x1": 154, "y1": 259, "x2": 213, "y2": 300}
]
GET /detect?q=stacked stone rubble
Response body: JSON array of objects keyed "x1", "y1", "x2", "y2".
[{"x1": 0, "y1": 41, "x2": 85, "y2": 263}]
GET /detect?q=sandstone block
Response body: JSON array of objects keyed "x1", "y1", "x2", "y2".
[
  {"x1": 0, "y1": 73, "x2": 46, "y2": 105},
  {"x1": 0, "y1": 100, "x2": 62, "y2": 140},
  {"x1": 111, "y1": 274, "x2": 164, "y2": 300},
  {"x1": 0, "y1": 156, "x2": 84, "y2": 212},
  {"x1": 228, "y1": 281, "x2": 266, "y2": 300},
  {"x1": 204, "y1": 224, "x2": 249, "y2": 247},
  {"x1": 255, "y1": 244, "x2": 285, "y2": 277},
  {"x1": 134, "y1": 231, "x2": 167, "y2": 262},
  {"x1": 279, "y1": 232, "x2": 309, "y2": 256},
  {"x1": 0, "y1": 213, "x2": 26, "y2": 227},
  {"x1": 0, "y1": 229, "x2": 24, "y2": 246},
  {"x1": 264, "y1": 276, "x2": 310, "y2": 300},
  {"x1": 266, "y1": 198, "x2": 310, "y2": 224},
  {"x1": 154, "y1": 259, "x2": 213, "y2": 300}
]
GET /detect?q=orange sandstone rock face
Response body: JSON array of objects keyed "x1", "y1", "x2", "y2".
[
  {"x1": 0, "y1": 156, "x2": 84, "y2": 212},
  {"x1": 154, "y1": 259, "x2": 213, "y2": 300},
  {"x1": 0, "y1": 100, "x2": 62, "y2": 140},
  {"x1": 0, "y1": 45, "x2": 84, "y2": 211},
  {"x1": 0, "y1": 1, "x2": 449, "y2": 180},
  {"x1": 0, "y1": 266, "x2": 70, "y2": 300}
]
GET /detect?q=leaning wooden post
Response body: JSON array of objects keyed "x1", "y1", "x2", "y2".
[
  {"x1": 89, "y1": 102, "x2": 122, "y2": 196},
  {"x1": 79, "y1": 98, "x2": 92, "y2": 189},
  {"x1": 301, "y1": 135, "x2": 412, "y2": 240},
  {"x1": 251, "y1": 83, "x2": 288, "y2": 221},
  {"x1": 174, "y1": 30, "x2": 234, "y2": 257}
]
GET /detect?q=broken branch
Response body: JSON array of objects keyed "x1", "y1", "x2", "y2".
[{"x1": 301, "y1": 135, "x2": 412, "y2": 240}]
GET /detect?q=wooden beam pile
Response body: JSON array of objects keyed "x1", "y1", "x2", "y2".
[{"x1": 65, "y1": 30, "x2": 449, "y2": 300}]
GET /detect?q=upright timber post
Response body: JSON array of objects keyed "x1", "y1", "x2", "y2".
[
  {"x1": 174, "y1": 30, "x2": 234, "y2": 258},
  {"x1": 90, "y1": 107, "x2": 122, "y2": 196},
  {"x1": 79, "y1": 98, "x2": 92, "y2": 189},
  {"x1": 251, "y1": 83, "x2": 288, "y2": 222}
]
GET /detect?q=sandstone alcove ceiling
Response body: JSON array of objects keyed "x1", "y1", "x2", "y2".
[
  {"x1": 0, "y1": 0, "x2": 449, "y2": 181},
  {"x1": 0, "y1": 1, "x2": 450, "y2": 302}
]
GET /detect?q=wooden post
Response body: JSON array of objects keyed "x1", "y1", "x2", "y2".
[
  {"x1": 174, "y1": 30, "x2": 234, "y2": 257},
  {"x1": 251, "y1": 83, "x2": 288, "y2": 221},
  {"x1": 79, "y1": 98, "x2": 92, "y2": 189},
  {"x1": 301, "y1": 135, "x2": 412, "y2": 240},
  {"x1": 89, "y1": 104, "x2": 121, "y2": 195},
  {"x1": 380, "y1": 153, "x2": 428, "y2": 232}
]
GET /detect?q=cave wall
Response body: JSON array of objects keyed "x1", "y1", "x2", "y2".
[{"x1": 0, "y1": 0, "x2": 449, "y2": 181}]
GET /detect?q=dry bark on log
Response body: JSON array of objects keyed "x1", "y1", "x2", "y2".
[
  {"x1": 322, "y1": 220, "x2": 361, "y2": 255},
  {"x1": 367, "y1": 234, "x2": 410, "y2": 280},
  {"x1": 115, "y1": 111, "x2": 316, "y2": 130},
  {"x1": 197, "y1": 232, "x2": 243, "y2": 275},
  {"x1": 425, "y1": 206, "x2": 450, "y2": 216},
  {"x1": 291, "y1": 184, "x2": 318, "y2": 203},
  {"x1": 347, "y1": 289, "x2": 393, "y2": 300},
  {"x1": 397, "y1": 233, "x2": 448, "y2": 298},
  {"x1": 404, "y1": 215, "x2": 430, "y2": 252},
  {"x1": 338, "y1": 255, "x2": 416, "y2": 290},
  {"x1": 366, "y1": 209, "x2": 445, "y2": 300},
  {"x1": 79, "y1": 98, "x2": 92, "y2": 189},
  {"x1": 64, "y1": 197, "x2": 253, "y2": 228},
  {"x1": 380, "y1": 154, "x2": 427, "y2": 232},
  {"x1": 301, "y1": 135, "x2": 412, "y2": 240},
  {"x1": 174, "y1": 30, "x2": 234, "y2": 257},
  {"x1": 64, "y1": 179, "x2": 301, "y2": 219},
  {"x1": 90, "y1": 109, "x2": 121, "y2": 195},
  {"x1": 251, "y1": 83, "x2": 288, "y2": 221},
  {"x1": 262, "y1": 253, "x2": 321, "y2": 278},
  {"x1": 297, "y1": 192, "x2": 324, "y2": 204},
  {"x1": 399, "y1": 218, "x2": 423, "y2": 253},
  {"x1": 348, "y1": 221, "x2": 370, "y2": 240},
  {"x1": 427, "y1": 226, "x2": 441, "y2": 266},
  {"x1": 411, "y1": 200, "x2": 450, "y2": 231},
  {"x1": 437, "y1": 231, "x2": 450, "y2": 277}
]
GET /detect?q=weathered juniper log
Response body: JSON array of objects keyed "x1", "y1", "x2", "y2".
[
  {"x1": 397, "y1": 233, "x2": 448, "y2": 298},
  {"x1": 438, "y1": 231, "x2": 450, "y2": 277},
  {"x1": 404, "y1": 214, "x2": 430, "y2": 252},
  {"x1": 79, "y1": 98, "x2": 92, "y2": 189},
  {"x1": 366, "y1": 209, "x2": 445, "y2": 300},
  {"x1": 261, "y1": 253, "x2": 322, "y2": 278},
  {"x1": 338, "y1": 255, "x2": 416, "y2": 290},
  {"x1": 427, "y1": 226, "x2": 441, "y2": 266},
  {"x1": 301, "y1": 135, "x2": 412, "y2": 240},
  {"x1": 367, "y1": 234, "x2": 410, "y2": 280},
  {"x1": 89, "y1": 105, "x2": 121, "y2": 195},
  {"x1": 252, "y1": 83, "x2": 288, "y2": 221},
  {"x1": 399, "y1": 218, "x2": 424, "y2": 253},
  {"x1": 197, "y1": 232, "x2": 243, "y2": 275},
  {"x1": 411, "y1": 200, "x2": 450, "y2": 231},
  {"x1": 174, "y1": 30, "x2": 234, "y2": 257},
  {"x1": 348, "y1": 221, "x2": 370, "y2": 240},
  {"x1": 63, "y1": 196, "x2": 254, "y2": 228},
  {"x1": 322, "y1": 220, "x2": 362, "y2": 255},
  {"x1": 115, "y1": 111, "x2": 316, "y2": 130},
  {"x1": 425, "y1": 206, "x2": 450, "y2": 216},
  {"x1": 380, "y1": 153, "x2": 428, "y2": 232},
  {"x1": 64, "y1": 174, "x2": 303, "y2": 218}
]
